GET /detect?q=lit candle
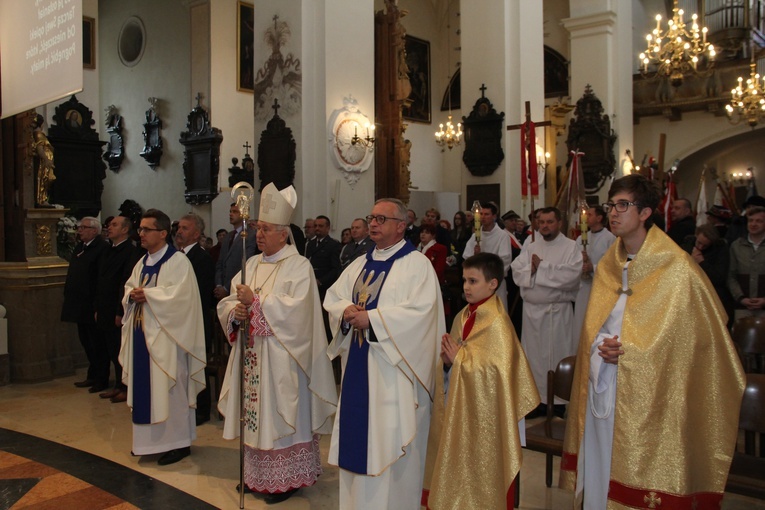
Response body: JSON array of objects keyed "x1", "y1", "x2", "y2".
[{"x1": 472, "y1": 200, "x2": 482, "y2": 245}]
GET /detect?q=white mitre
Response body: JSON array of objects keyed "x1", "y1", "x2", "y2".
[{"x1": 259, "y1": 182, "x2": 297, "y2": 225}]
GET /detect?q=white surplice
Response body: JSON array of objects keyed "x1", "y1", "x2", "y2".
[
  {"x1": 572, "y1": 228, "x2": 616, "y2": 338},
  {"x1": 576, "y1": 260, "x2": 628, "y2": 509},
  {"x1": 324, "y1": 239, "x2": 445, "y2": 510},
  {"x1": 463, "y1": 224, "x2": 513, "y2": 309},
  {"x1": 510, "y1": 233, "x2": 582, "y2": 403}
]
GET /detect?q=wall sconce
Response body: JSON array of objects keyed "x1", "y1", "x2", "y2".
[
  {"x1": 351, "y1": 123, "x2": 375, "y2": 150},
  {"x1": 729, "y1": 167, "x2": 754, "y2": 185}
]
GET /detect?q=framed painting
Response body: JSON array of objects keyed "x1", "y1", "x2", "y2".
[
  {"x1": 83, "y1": 17, "x2": 95, "y2": 69},
  {"x1": 237, "y1": 1, "x2": 254, "y2": 92},
  {"x1": 402, "y1": 35, "x2": 431, "y2": 123}
]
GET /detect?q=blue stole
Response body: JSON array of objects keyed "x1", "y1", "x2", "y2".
[
  {"x1": 338, "y1": 240, "x2": 416, "y2": 473},
  {"x1": 132, "y1": 246, "x2": 177, "y2": 425}
]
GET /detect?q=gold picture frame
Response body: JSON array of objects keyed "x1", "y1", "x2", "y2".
[
  {"x1": 237, "y1": 1, "x2": 254, "y2": 92},
  {"x1": 83, "y1": 16, "x2": 95, "y2": 69}
]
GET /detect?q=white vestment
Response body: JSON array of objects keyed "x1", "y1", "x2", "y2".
[
  {"x1": 324, "y1": 239, "x2": 445, "y2": 510},
  {"x1": 572, "y1": 228, "x2": 616, "y2": 338},
  {"x1": 120, "y1": 246, "x2": 206, "y2": 455},
  {"x1": 511, "y1": 234, "x2": 582, "y2": 403},
  {"x1": 217, "y1": 244, "x2": 337, "y2": 491},
  {"x1": 463, "y1": 224, "x2": 513, "y2": 309},
  {"x1": 576, "y1": 261, "x2": 628, "y2": 508}
]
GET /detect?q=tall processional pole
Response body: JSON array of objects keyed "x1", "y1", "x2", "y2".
[{"x1": 231, "y1": 182, "x2": 254, "y2": 509}]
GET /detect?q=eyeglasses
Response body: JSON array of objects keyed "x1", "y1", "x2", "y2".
[
  {"x1": 137, "y1": 227, "x2": 163, "y2": 234},
  {"x1": 366, "y1": 215, "x2": 405, "y2": 225},
  {"x1": 77, "y1": 225, "x2": 96, "y2": 230},
  {"x1": 602, "y1": 201, "x2": 641, "y2": 213}
]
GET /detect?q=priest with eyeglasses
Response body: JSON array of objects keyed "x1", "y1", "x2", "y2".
[{"x1": 324, "y1": 198, "x2": 445, "y2": 510}]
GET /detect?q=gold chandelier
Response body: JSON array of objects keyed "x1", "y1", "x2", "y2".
[
  {"x1": 434, "y1": 4, "x2": 462, "y2": 151},
  {"x1": 726, "y1": 56, "x2": 765, "y2": 128},
  {"x1": 638, "y1": 0, "x2": 715, "y2": 87},
  {"x1": 435, "y1": 115, "x2": 462, "y2": 151}
]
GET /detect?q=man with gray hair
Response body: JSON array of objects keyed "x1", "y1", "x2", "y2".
[
  {"x1": 218, "y1": 183, "x2": 337, "y2": 503},
  {"x1": 63, "y1": 216, "x2": 108, "y2": 392},
  {"x1": 339, "y1": 218, "x2": 373, "y2": 268},
  {"x1": 325, "y1": 198, "x2": 444, "y2": 510},
  {"x1": 175, "y1": 213, "x2": 216, "y2": 425}
]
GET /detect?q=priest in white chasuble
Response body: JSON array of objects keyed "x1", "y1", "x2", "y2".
[
  {"x1": 324, "y1": 198, "x2": 445, "y2": 510},
  {"x1": 217, "y1": 183, "x2": 337, "y2": 505},
  {"x1": 561, "y1": 175, "x2": 745, "y2": 509},
  {"x1": 120, "y1": 209, "x2": 207, "y2": 466},
  {"x1": 572, "y1": 206, "x2": 616, "y2": 337},
  {"x1": 511, "y1": 206, "x2": 582, "y2": 412}
]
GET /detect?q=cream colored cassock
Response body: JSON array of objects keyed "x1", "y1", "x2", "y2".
[
  {"x1": 324, "y1": 239, "x2": 445, "y2": 510},
  {"x1": 216, "y1": 244, "x2": 337, "y2": 487},
  {"x1": 511, "y1": 234, "x2": 582, "y2": 404},
  {"x1": 120, "y1": 246, "x2": 207, "y2": 455},
  {"x1": 462, "y1": 223, "x2": 513, "y2": 309},
  {"x1": 572, "y1": 228, "x2": 616, "y2": 338}
]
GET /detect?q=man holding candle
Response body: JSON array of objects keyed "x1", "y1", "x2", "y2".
[
  {"x1": 463, "y1": 202, "x2": 513, "y2": 310},
  {"x1": 572, "y1": 205, "x2": 616, "y2": 337}
]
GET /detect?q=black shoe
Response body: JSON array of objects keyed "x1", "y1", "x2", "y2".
[
  {"x1": 196, "y1": 414, "x2": 210, "y2": 426},
  {"x1": 264, "y1": 488, "x2": 299, "y2": 504},
  {"x1": 553, "y1": 404, "x2": 567, "y2": 419},
  {"x1": 74, "y1": 379, "x2": 94, "y2": 388},
  {"x1": 157, "y1": 447, "x2": 190, "y2": 466},
  {"x1": 236, "y1": 483, "x2": 254, "y2": 494},
  {"x1": 88, "y1": 383, "x2": 108, "y2": 393},
  {"x1": 99, "y1": 388, "x2": 120, "y2": 399}
]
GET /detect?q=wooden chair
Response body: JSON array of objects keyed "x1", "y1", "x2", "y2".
[
  {"x1": 524, "y1": 355, "x2": 577, "y2": 488},
  {"x1": 726, "y1": 373, "x2": 765, "y2": 498},
  {"x1": 731, "y1": 316, "x2": 765, "y2": 373}
]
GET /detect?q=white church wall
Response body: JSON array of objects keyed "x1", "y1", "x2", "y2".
[
  {"x1": 321, "y1": 0, "x2": 376, "y2": 233},
  {"x1": 208, "y1": 0, "x2": 256, "y2": 235},
  {"x1": 634, "y1": 111, "x2": 765, "y2": 200},
  {"x1": 397, "y1": 0, "x2": 445, "y2": 195},
  {"x1": 97, "y1": 0, "x2": 191, "y2": 221},
  {"x1": 461, "y1": 0, "x2": 545, "y2": 217}
]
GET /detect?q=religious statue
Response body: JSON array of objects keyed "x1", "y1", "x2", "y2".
[{"x1": 32, "y1": 114, "x2": 56, "y2": 207}]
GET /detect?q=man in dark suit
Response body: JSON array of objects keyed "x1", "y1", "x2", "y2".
[
  {"x1": 340, "y1": 218, "x2": 373, "y2": 269},
  {"x1": 176, "y1": 213, "x2": 216, "y2": 425},
  {"x1": 306, "y1": 214, "x2": 342, "y2": 382},
  {"x1": 667, "y1": 198, "x2": 696, "y2": 245},
  {"x1": 305, "y1": 215, "x2": 342, "y2": 300},
  {"x1": 405, "y1": 209, "x2": 420, "y2": 246},
  {"x1": 62, "y1": 216, "x2": 108, "y2": 391},
  {"x1": 214, "y1": 203, "x2": 258, "y2": 300},
  {"x1": 95, "y1": 216, "x2": 137, "y2": 403}
]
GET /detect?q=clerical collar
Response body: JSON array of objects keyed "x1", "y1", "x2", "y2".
[
  {"x1": 373, "y1": 238, "x2": 405, "y2": 260},
  {"x1": 262, "y1": 243, "x2": 290, "y2": 263},
  {"x1": 146, "y1": 244, "x2": 169, "y2": 266},
  {"x1": 112, "y1": 238, "x2": 128, "y2": 248}
]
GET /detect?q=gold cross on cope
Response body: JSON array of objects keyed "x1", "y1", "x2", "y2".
[
  {"x1": 353, "y1": 271, "x2": 375, "y2": 347},
  {"x1": 643, "y1": 492, "x2": 662, "y2": 508}
]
